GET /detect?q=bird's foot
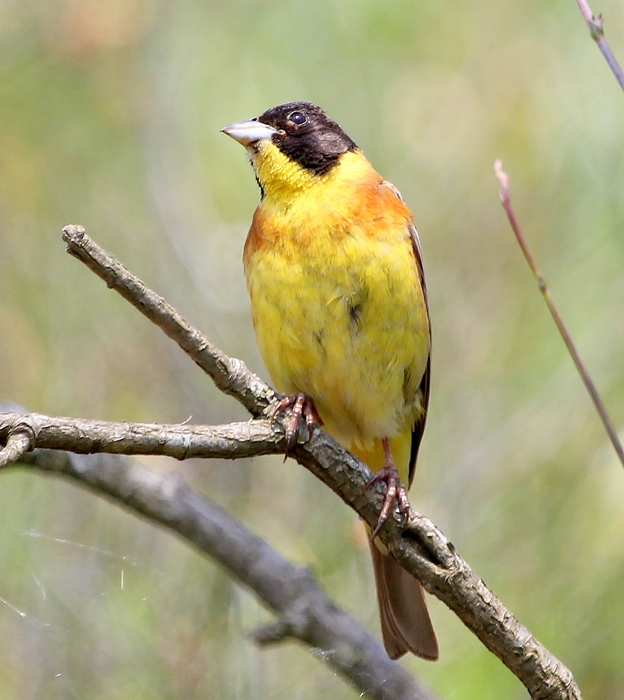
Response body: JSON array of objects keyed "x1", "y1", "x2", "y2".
[
  {"x1": 366, "y1": 438, "x2": 412, "y2": 540},
  {"x1": 270, "y1": 393, "x2": 322, "y2": 452}
]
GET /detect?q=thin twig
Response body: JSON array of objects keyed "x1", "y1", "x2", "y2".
[
  {"x1": 574, "y1": 0, "x2": 624, "y2": 92},
  {"x1": 495, "y1": 160, "x2": 624, "y2": 468}
]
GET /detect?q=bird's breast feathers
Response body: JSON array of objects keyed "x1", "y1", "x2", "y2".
[{"x1": 244, "y1": 152, "x2": 430, "y2": 449}]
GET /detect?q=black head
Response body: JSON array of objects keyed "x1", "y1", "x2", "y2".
[{"x1": 256, "y1": 102, "x2": 358, "y2": 176}]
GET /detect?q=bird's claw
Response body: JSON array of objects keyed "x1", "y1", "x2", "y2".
[
  {"x1": 366, "y1": 462, "x2": 412, "y2": 541},
  {"x1": 270, "y1": 392, "x2": 321, "y2": 453}
]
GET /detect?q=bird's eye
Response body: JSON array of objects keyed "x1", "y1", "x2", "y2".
[{"x1": 288, "y1": 111, "x2": 307, "y2": 126}]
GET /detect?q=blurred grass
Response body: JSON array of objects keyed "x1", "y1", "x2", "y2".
[{"x1": 1, "y1": 0, "x2": 624, "y2": 697}]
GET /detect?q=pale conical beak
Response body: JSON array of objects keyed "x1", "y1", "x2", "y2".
[{"x1": 221, "y1": 119, "x2": 278, "y2": 146}]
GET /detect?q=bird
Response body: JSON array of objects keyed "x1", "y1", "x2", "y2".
[{"x1": 221, "y1": 101, "x2": 438, "y2": 661}]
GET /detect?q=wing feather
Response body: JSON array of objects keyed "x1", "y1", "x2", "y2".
[{"x1": 382, "y1": 180, "x2": 431, "y2": 488}]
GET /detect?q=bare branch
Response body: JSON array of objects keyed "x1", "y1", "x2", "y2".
[
  {"x1": 0, "y1": 411, "x2": 284, "y2": 462},
  {"x1": 291, "y1": 432, "x2": 582, "y2": 700},
  {"x1": 11, "y1": 443, "x2": 438, "y2": 700},
  {"x1": 61, "y1": 224, "x2": 276, "y2": 417},
  {"x1": 55, "y1": 227, "x2": 581, "y2": 699},
  {"x1": 574, "y1": 0, "x2": 624, "y2": 92},
  {"x1": 495, "y1": 160, "x2": 624, "y2": 469},
  {"x1": 1, "y1": 228, "x2": 579, "y2": 698},
  {"x1": 395, "y1": 519, "x2": 578, "y2": 700},
  {"x1": 0, "y1": 401, "x2": 581, "y2": 697}
]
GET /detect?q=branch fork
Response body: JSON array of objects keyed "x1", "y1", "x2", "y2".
[{"x1": 0, "y1": 226, "x2": 582, "y2": 700}]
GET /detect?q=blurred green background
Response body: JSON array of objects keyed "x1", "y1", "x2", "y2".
[{"x1": 1, "y1": 0, "x2": 623, "y2": 697}]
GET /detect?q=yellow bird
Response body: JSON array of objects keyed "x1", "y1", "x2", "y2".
[{"x1": 222, "y1": 102, "x2": 437, "y2": 660}]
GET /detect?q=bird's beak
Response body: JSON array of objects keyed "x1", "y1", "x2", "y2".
[{"x1": 221, "y1": 119, "x2": 278, "y2": 146}]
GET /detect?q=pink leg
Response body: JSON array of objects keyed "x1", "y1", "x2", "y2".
[{"x1": 366, "y1": 438, "x2": 412, "y2": 540}]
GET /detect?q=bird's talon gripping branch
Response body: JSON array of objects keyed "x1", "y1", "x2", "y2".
[
  {"x1": 366, "y1": 438, "x2": 413, "y2": 541},
  {"x1": 272, "y1": 393, "x2": 321, "y2": 451}
]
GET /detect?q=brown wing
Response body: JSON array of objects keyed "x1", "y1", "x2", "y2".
[{"x1": 382, "y1": 181, "x2": 431, "y2": 488}]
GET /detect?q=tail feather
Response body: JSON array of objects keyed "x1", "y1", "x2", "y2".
[
  {"x1": 370, "y1": 541, "x2": 438, "y2": 661},
  {"x1": 353, "y1": 436, "x2": 437, "y2": 660}
]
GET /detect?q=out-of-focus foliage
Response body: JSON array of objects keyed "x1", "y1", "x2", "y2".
[{"x1": 1, "y1": 0, "x2": 623, "y2": 697}]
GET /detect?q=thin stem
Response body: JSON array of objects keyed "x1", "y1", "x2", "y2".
[
  {"x1": 494, "y1": 160, "x2": 624, "y2": 468},
  {"x1": 574, "y1": 0, "x2": 624, "y2": 92}
]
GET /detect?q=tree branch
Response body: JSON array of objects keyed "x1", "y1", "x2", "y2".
[
  {"x1": 0, "y1": 412, "x2": 284, "y2": 462},
  {"x1": 61, "y1": 224, "x2": 275, "y2": 418},
  {"x1": 62, "y1": 228, "x2": 581, "y2": 699},
  {"x1": 8, "y1": 441, "x2": 436, "y2": 700},
  {"x1": 290, "y1": 433, "x2": 581, "y2": 700},
  {"x1": 0, "y1": 228, "x2": 582, "y2": 698}
]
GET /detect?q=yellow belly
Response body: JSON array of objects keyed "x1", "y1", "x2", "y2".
[{"x1": 245, "y1": 210, "x2": 429, "y2": 452}]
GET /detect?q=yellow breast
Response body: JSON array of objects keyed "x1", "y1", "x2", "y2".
[{"x1": 244, "y1": 148, "x2": 429, "y2": 450}]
